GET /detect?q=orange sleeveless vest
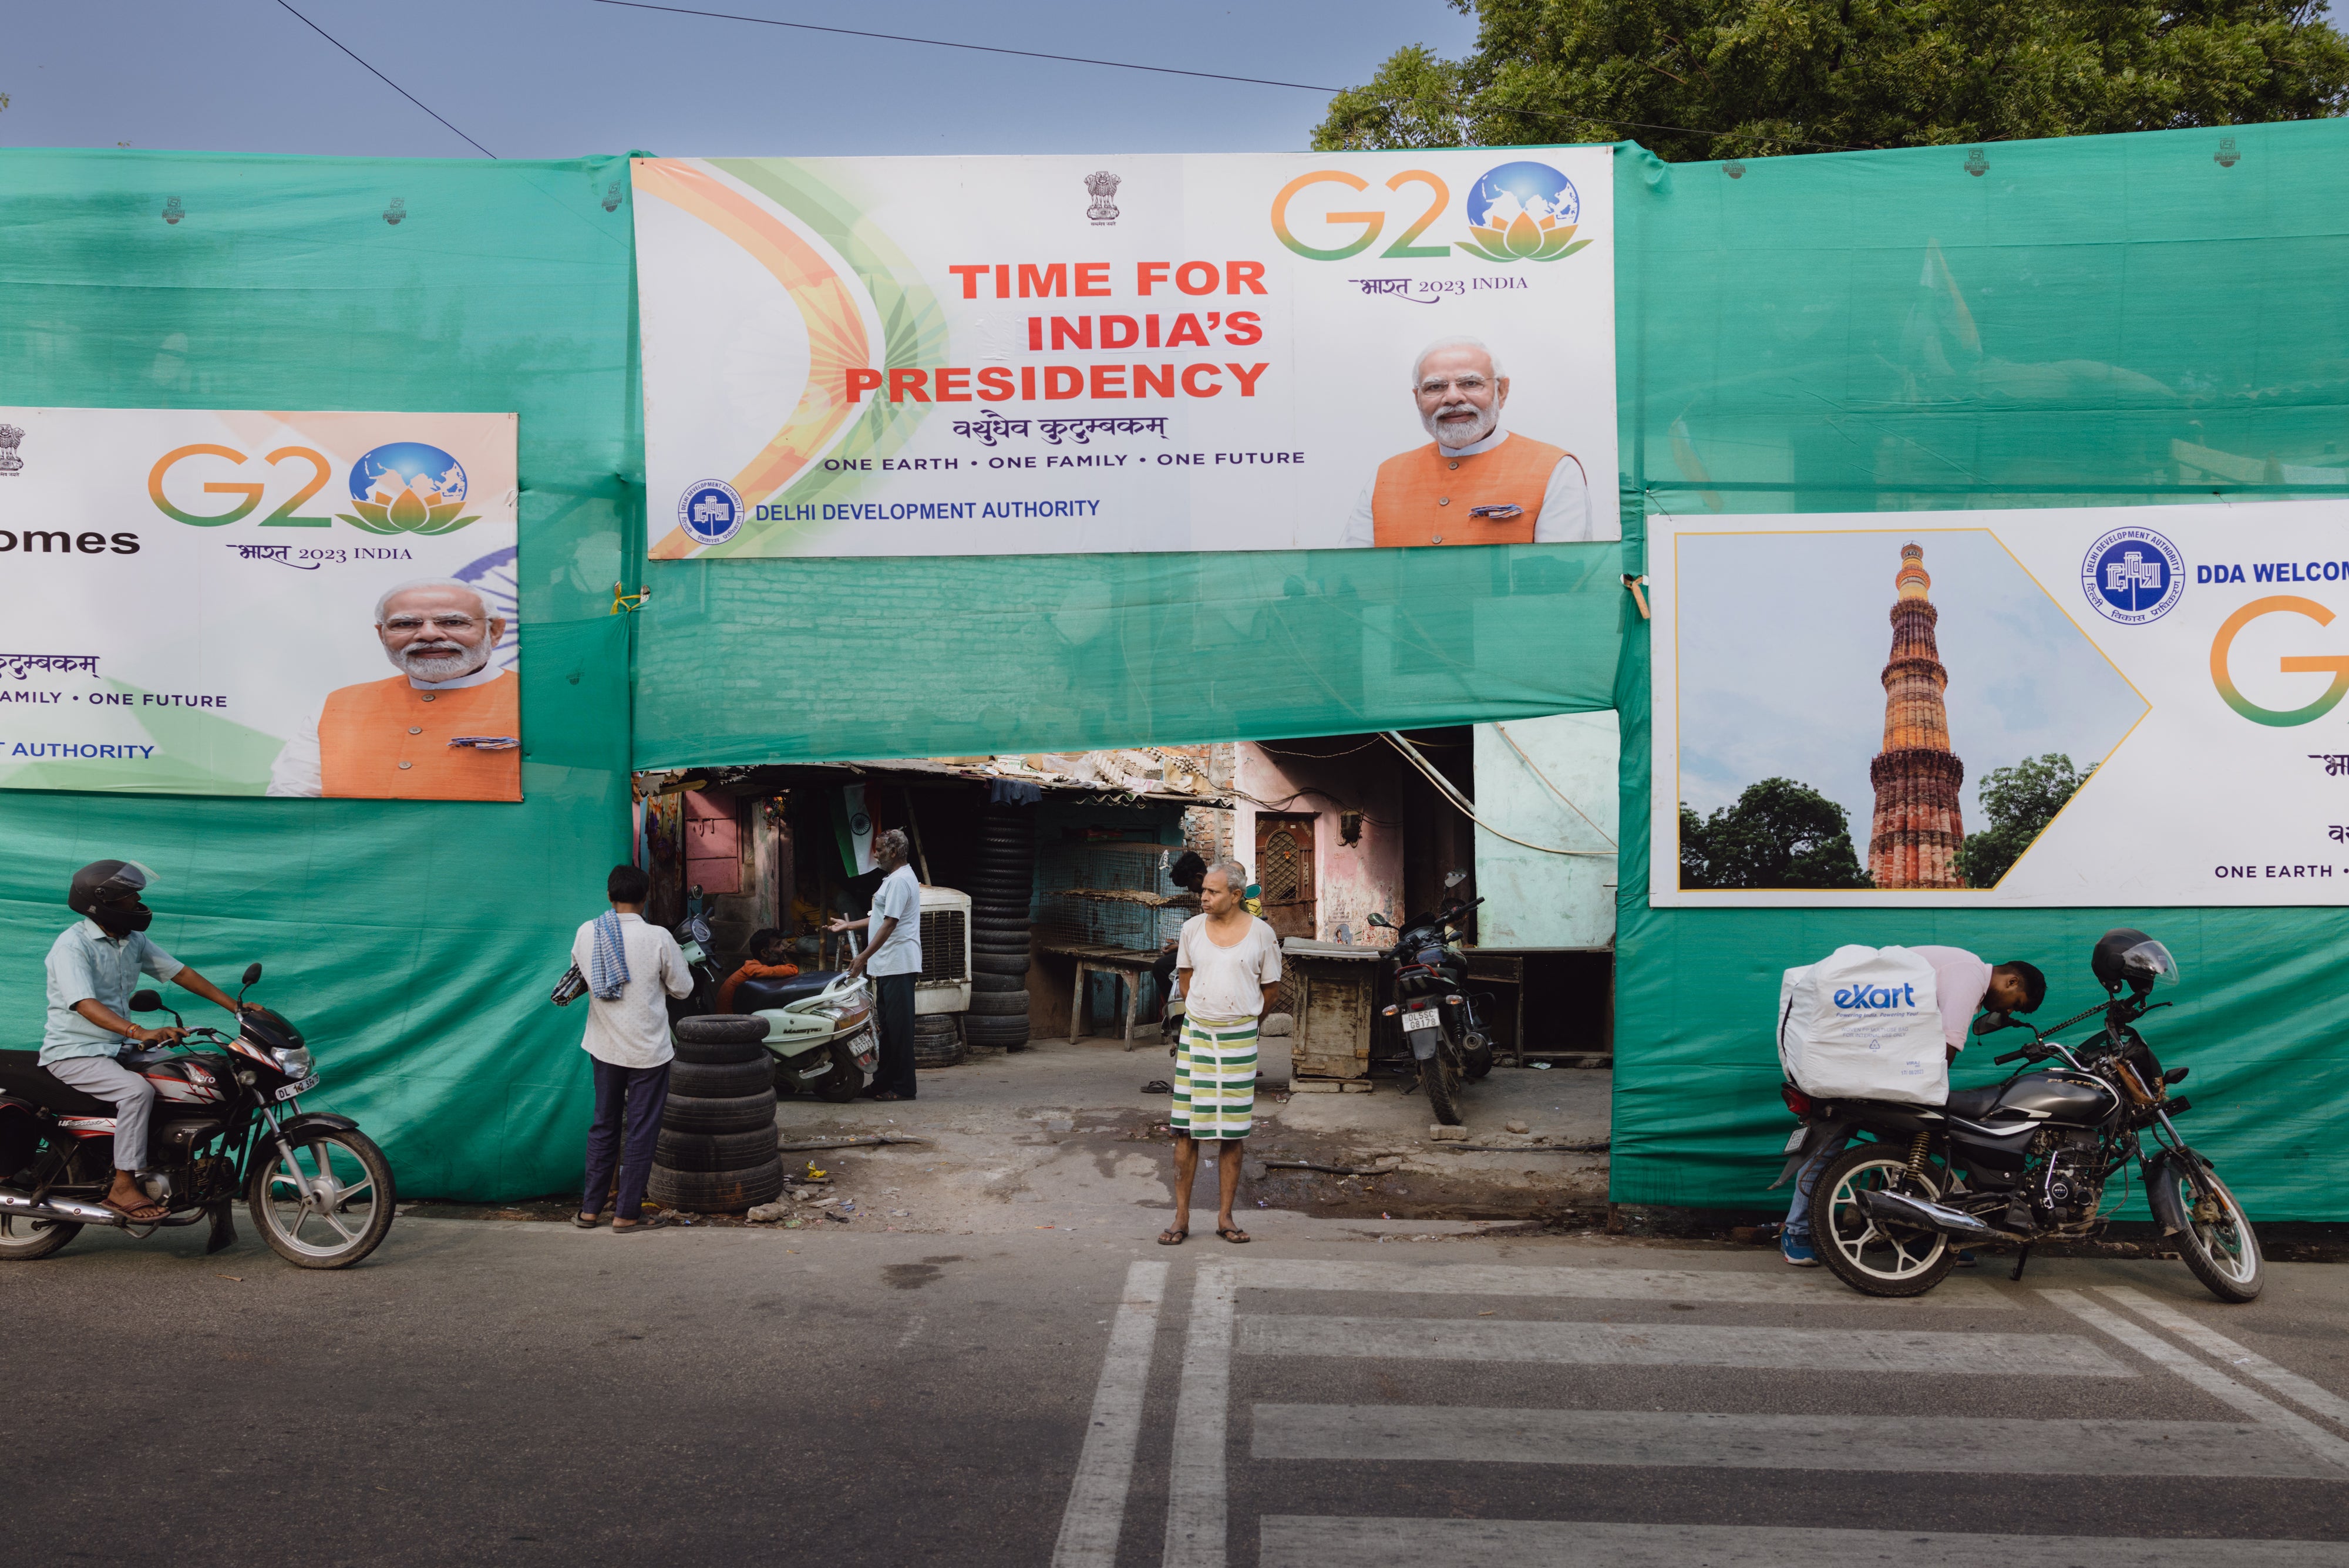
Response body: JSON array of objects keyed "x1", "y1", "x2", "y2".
[
  {"x1": 318, "y1": 672, "x2": 521, "y2": 801},
  {"x1": 1370, "y1": 434, "x2": 1574, "y2": 547}
]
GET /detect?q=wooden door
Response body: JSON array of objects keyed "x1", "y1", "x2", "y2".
[{"x1": 1253, "y1": 813, "x2": 1317, "y2": 939}]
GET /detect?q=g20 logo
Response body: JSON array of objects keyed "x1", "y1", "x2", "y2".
[
  {"x1": 148, "y1": 444, "x2": 333, "y2": 527},
  {"x1": 1270, "y1": 169, "x2": 1453, "y2": 261},
  {"x1": 1269, "y1": 161, "x2": 1590, "y2": 264},
  {"x1": 2209, "y1": 595, "x2": 2349, "y2": 726}
]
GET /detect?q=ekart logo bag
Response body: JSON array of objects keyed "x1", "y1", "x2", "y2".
[{"x1": 1777, "y1": 945, "x2": 1948, "y2": 1107}]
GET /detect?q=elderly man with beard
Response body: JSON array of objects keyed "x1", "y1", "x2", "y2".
[
  {"x1": 1340, "y1": 336, "x2": 1616, "y2": 549},
  {"x1": 266, "y1": 577, "x2": 521, "y2": 800}
]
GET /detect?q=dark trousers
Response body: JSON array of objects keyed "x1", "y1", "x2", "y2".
[
  {"x1": 873, "y1": 972, "x2": 917, "y2": 1099},
  {"x1": 581, "y1": 1057, "x2": 671, "y2": 1220}
]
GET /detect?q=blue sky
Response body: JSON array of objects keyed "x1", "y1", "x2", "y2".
[
  {"x1": 0, "y1": 1, "x2": 1476, "y2": 160},
  {"x1": 1675, "y1": 529, "x2": 2147, "y2": 839}
]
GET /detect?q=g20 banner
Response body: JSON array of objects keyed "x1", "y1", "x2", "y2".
[
  {"x1": 1650, "y1": 502, "x2": 2349, "y2": 907},
  {"x1": 630, "y1": 149, "x2": 1618, "y2": 558},
  {"x1": 0, "y1": 408, "x2": 520, "y2": 800}
]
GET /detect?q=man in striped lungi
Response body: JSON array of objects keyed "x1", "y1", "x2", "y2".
[{"x1": 1160, "y1": 857, "x2": 1281, "y2": 1246}]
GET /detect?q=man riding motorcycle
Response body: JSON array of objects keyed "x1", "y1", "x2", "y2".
[
  {"x1": 1779, "y1": 947, "x2": 2046, "y2": 1267},
  {"x1": 41, "y1": 860, "x2": 246, "y2": 1223}
]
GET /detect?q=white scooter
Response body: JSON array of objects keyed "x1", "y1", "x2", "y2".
[{"x1": 751, "y1": 974, "x2": 879, "y2": 1103}]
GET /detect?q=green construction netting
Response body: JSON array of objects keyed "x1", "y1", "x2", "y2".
[
  {"x1": 0, "y1": 148, "x2": 640, "y2": 1201},
  {"x1": 1611, "y1": 118, "x2": 2349, "y2": 1222}
]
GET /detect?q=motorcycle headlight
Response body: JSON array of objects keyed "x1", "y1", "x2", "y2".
[{"x1": 271, "y1": 1047, "x2": 314, "y2": 1077}]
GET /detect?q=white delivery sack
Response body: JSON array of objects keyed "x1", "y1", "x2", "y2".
[{"x1": 1776, "y1": 945, "x2": 1948, "y2": 1106}]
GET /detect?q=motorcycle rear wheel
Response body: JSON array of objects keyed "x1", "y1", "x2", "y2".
[
  {"x1": 0, "y1": 1212, "x2": 80, "y2": 1261},
  {"x1": 2170, "y1": 1160, "x2": 2264, "y2": 1303},
  {"x1": 1420, "y1": 1049, "x2": 1464, "y2": 1125},
  {"x1": 813, "y1": 1040, "x2": 864, "y2": 1103},
  {"x1": 247, "y1": 1127, "x2": 396, "y2": 1270},
  {"x1": 1814, "y1": 1145, "x2": 1954, "y2": 1298}
]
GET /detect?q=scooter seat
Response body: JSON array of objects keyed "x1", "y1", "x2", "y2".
[
  {"x1": 1942, "y1": 1085, "x2": 2006, "y2": 1120},
  {"x1": 0, "y1": 1049, "x2": 117, "y2": 1118},
  {"x1": 734, "y1": 972, "x2": 842, "y2": 1012}
]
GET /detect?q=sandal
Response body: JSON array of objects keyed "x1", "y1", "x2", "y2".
[
  {"x1": 572, "y1": 1212, "x2": 605, "y2": 1229},
  {"x1": 611, "y1": 1214, "x2": 671, "y2": 1233},
  {"x1": 1141, "y1": 1079, "x2": 1172, "y2": 1094},
  {"x1": 1157, "y1": 1227, "x2": 1188, "y2": 1246},
  {"x1": 1216, "y1": 1226, "x2": 1251, "y2": 1244},
  {"x1": 105, "y1": 1196, "x2": 169, "y2": 1224}
]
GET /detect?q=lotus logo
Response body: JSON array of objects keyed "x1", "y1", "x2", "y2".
[
  {"x1": 1456, "y1": 161, "x2": 1590, "y2": 264},
  {"x1": 338, "y1": 442, "x2": 479, "y2": 535}
]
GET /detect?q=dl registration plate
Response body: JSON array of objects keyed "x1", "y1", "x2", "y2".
[
  {"x1": 275, "y1": 1074, "x2": 319, "y2": 1102},
  {"x1": 1402, "y1": 1008, "x2": 1441, "y2": 1032}
]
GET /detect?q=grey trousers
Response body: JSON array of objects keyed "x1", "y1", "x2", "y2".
[{"x1": 46, "y1": 1054, "x2": 155, "y2": 1171}]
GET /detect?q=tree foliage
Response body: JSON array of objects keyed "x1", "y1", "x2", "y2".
[
  {"x1": 1960, "y1": 752, "x2": 2092, "y2": 888},
  {"x1": 1681, "y1": 777, "x2": 1873, "y2": 889},
  {"x1": 1313, "y1": 0, "x2": 2349, "y2": 160}
]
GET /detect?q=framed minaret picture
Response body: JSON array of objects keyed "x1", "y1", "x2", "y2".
[{"x1": 1649, "y1": 503, "x2": 2349, "y2": 908}]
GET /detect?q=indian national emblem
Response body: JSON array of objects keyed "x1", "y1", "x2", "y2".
[
  {"x1": 1083, "y1": 170, "x2": 1120, "y2": 225},
  {"x1": 0, "y1": 423, "x2": 22, "y2": 477}
]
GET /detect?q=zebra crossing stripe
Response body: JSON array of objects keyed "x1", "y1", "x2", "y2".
[
  {"x1": 1048, "y1": 1261, "x2": 1167, "y2": 1568},
  {"x1": 2100, "y1": 1285, "x2": 2349, "y2": 1433},
  {"x1": 1224, "y1": 1257, "x2": 2013, "y2": 1307}
]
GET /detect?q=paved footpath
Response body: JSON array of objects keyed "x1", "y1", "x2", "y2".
[{"x1": 6, "y1": 1218, "x2": 2347, "y2": 1565}]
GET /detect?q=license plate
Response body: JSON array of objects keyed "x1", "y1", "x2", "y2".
[
  {"x1": 276, "y1": 1074, "x2": 319, "y2": 1102},
  {"x1": 1402, "y1": 1008, "x2": 1441, "y2": 1032}
]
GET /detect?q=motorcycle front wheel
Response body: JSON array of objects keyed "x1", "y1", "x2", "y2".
[
  {"x1": 2170, "y1": 1159, "x2": 2263, "y2": 1304},
  {"x1": 812, "y1": 1039, "x2": 864, "y2": 1103},
  {"x1": 0, "y1": 1212, "x2": 80, "y2": 1261},
  {"x1": 1814, "y1": 1144, "x2": 1956, "y2": 1298},
  {"x1": 247, "y1": 1127, "x2": 396, "y2": 1270}
]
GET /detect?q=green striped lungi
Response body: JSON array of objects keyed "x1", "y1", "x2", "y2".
[{"x1": 1171, "y1": 1013, "x2": 1258, "y2": 1141}]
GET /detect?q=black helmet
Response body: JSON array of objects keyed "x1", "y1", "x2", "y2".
[
  {"x1": 68, "y1": 859, "x2": 157, "y2": 934},
  {"x1": 2091, "y1": 927, "x2": 2180, "y2": 995}
]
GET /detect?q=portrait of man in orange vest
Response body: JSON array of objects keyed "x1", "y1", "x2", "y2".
[
  {"x1": 265, "y1": 578, "x2": 521, "y2": 801},
  {"x1": 1340, "y1": 336, "x2": 1618, "y2": 549}
]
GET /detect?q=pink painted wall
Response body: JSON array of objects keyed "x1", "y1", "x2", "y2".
[{"x1": 1234, "y1": 742, "x2": 1404, "y2": 946}]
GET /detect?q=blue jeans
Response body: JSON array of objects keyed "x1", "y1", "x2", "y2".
[
  {"x1": 1782, "y1": 1127, "x2": 1853, "y2": 1244},
  {"x1": 581, "y1": 1058, "x2": 671, "y2": 1220}
]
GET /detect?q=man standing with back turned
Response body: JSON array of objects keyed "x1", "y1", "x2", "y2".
[
  {"x1": 571, "y1": 863, "x2": 694, "y2": 1232},
  {"x1": 829, "y1": 828, "x2": 922, "y2": 1102}
]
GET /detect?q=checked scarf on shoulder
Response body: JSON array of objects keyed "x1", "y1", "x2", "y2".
[{"x1": 588, "y1": 911, "x2": 632, "y2": 1001}]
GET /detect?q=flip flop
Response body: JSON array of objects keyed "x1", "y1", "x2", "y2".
[
  {"x1": 1140, "y1": 1079, "x2": 1172, "y2": 1094},
  {"x1": 1216, "y1": 1226, "x2": 1251, "y2": 1244},
  {"x1": 1157, "y1": 1227, "x2": 1188, "y2": 1246},
  {"x1": 612, "y1": 1214, "x2": 671, "y2": 1233},
  {"x1": 105, "y1": 1196, "x2": 169, "y2": 1224},
  {"x1": 572, "y1": 1212, "x2": 605, "y2": 1229}
]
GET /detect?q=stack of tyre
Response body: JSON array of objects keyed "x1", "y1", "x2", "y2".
[
  {"x1": 649, "y1": 1015, "x2": 785, "y2": 1212},
  {"x1": 966, "y1": 804, "x2": 1035, "y2": 1052},
  {"x1": 913, "y1": 1011, "x2": 965, "y2": 1069}
]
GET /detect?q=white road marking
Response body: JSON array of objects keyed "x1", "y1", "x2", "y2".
[
  {"x1": 1258, "y1": 1517, "x2": 2349, "y2": 1567},
  {"x1": 2101, "y1": 1285, "x2": 2349, "y2": 1432},
  {"x1": 2041, "y1": 1289, "x2": 2349, "y2": 1471},
  {"x1": 894, "y1": 1313, "x2": 925, "y2": 1349},
  {"x1": 1048, "y1": 1260, "x2": 1167, "y2": 1568},
  {"x1": 1237, "y1": 1314, "x2": 2131, "y2": 1377},
  {"x1": 1251, "y1": 1402, "x2": 2348, "y2": 1478},
  {"x1": 1163, "y1": 1261, "x2": 1239, "y2": 1568},
  {"x1": 1228, "y1": 1257, "x2": 2012, "y2": 1308}
]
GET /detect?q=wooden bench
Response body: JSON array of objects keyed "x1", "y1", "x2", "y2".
[{"x1": 1036, "y1": 938, "x2": 1163, "y2": 1048}]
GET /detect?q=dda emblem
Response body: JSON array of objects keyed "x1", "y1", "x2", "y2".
[
  {"x1": 679, "y1": 480, "x2": 744, "y2": 547},
  {"x1": 2082, "y1": 525, "x2": 2185, "y2": 624},
  {"x1": 1084, "y1": 170, "x2": 1120, "y2": 225},
  {"x1": 0, "y1": 423, "x2": 22, "y2": 477}
]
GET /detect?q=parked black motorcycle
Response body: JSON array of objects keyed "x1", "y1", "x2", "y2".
[
  {"x1": 0, "y1": 964, "x2": 395, "y2": 1270},
  {"x1": 1791, "y1": 928, "x2": 2260, "y2": 1303},
  {"x1": 1369, "y1": 874, "x2": 1496, "y2": 1125}
]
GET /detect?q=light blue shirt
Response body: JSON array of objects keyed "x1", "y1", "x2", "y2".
[
  {"x1": 42, "y1": 919, "x2": 183, "y2": 1065},
  {"x1": 863, "y1": 864, "x2": 924, "y2": 977}
]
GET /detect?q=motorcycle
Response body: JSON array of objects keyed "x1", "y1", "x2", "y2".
[
  {"x1": 741, "y1": 971, "x2": 879, "y2": 1103},
  {"x1": 0, "y1": 964, "x2": 396, "y2": 1270},
  {"x1": 1367, "y1": 872, "x2": 1496, "y2": 1125},
  {"x1": 669, "y1": 884, "x2": 723, "y2": 1019},
  {"x1": 1791, "y1": 928, "x2": 2261, "y2": 1303}
]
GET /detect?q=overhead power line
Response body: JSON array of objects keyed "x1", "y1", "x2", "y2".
[{"x1": 274, "y1": 1, "x2": 497, "y2": 159}]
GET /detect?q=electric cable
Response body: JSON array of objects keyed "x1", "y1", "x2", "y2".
[
  {"x1": 1382, "y1": 731, "x2": 1611, "y2": 858},
  {"x1": 274, "y1": 1, "x2": 496, "y2": 158},
  {"x1": 1490, "y1": 721, "x2": 1618, "y2": 848}
]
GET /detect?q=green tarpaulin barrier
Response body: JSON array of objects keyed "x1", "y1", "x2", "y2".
[{"x1": 1610, "y1": 119, "x2": 2349, "y2": 1222}]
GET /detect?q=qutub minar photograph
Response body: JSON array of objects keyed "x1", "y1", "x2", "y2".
[{"x1": 1677, "y1": 530, "x2": 2144, "y2": 892}]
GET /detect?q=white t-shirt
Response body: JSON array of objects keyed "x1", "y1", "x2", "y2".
[
  {"x1": 569, "y1": 913, "x2": 693, "y2": 1069},
  {"x1": 863, "y1": 864, "x2": 924, "y2": 977},
  {"x1": 1909, "y1": 945, "x2": 1994, "y2": 1051},
  {"x1": 1174, "y1": 914, "x2": 1281, "y2": 1021}
]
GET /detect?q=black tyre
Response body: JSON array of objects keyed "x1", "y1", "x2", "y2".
[
  {"x1": 973, "y1": 953, "x2": 1032, "y2": 975},
  {"x1": 668, "y1": 1056, "x2": 774, "y2": 1099},
  {"x1": 914, "y1": 1035, "x2": 966, "y2": 1069},
  {"x1": 1420, "y1": 1051, "x2": 1463, "y2": 1126},
  {"x1": 2168, "y1": 1158, "x2": 2264, "y2": 1304},
  {"x1": 971, "y1": 973, "x2": 1027, "y2": 993},
  {"x1": 813, "y1": 1040, "x2": 864, "y2": 1103},
  {"x1": 247, "y1": 1125, "x2": 397, "y2": 1270},
  {"x1": 965, "y1": 1015, "x2": 1032, "y2": 1047},
  {"x1": 1813, "y1": 1143, "x2": 1957, "y2": 1298},
  {"x1": 655, "y1": 1126, "x2": 779, "y2": 1172},
  {"x1": 649, "y1": 1157, "x2": 785, "y2": 1214},
  {"x1": 1464, "y1": 1040, "x2": 1496, "y2": 1082},
  {"x1": 0, "y1": 1213, "x2": 80, "y2": 1261},
  {"x1": 964, "y1": 872, "x2": 1034, "y2": 890},
  {"x1": 675, "y1": 1014, "x2": 770, "y2": 1044},
  {"x1": 969, "y1": 992, "x2": 1031, "y2": 1017},
  {"x1": 661, "y1": 1090, "x2": 779, "y2": 1135},
  {"x1": 972, "y1": 941, "x2": 1032, "y2": 959},
  {"x1": 972, "y1": 921, "x2": 1032, "y2": 940},
  {"x1": 914, "y1": 1011, "x2": 960, "y2": 1033}
]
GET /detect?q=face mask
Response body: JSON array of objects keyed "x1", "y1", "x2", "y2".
[{"x1": 93, "y1": 899, "x2": 153, "y2": 935}]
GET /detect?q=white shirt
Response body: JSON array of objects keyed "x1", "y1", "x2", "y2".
[
  {"x1": 862, "y1": 864, "x2": 923, "y2": 977},
  {"x1": 265, "y1": 662, "x2": 507, "y2": 797},
  {"x1": 1340, "y1": 428, "x2": 1614, "y2": 547},
  {"x1": 570, "y1": 913, "x2": 693, "y2": 1068},
  {"x1": 1909, "y1": 945, "x2": 1994, "y2": 1052},
  {"x1": 1174, "y1": 914, "x2": 1282, "y2": 1021}
]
